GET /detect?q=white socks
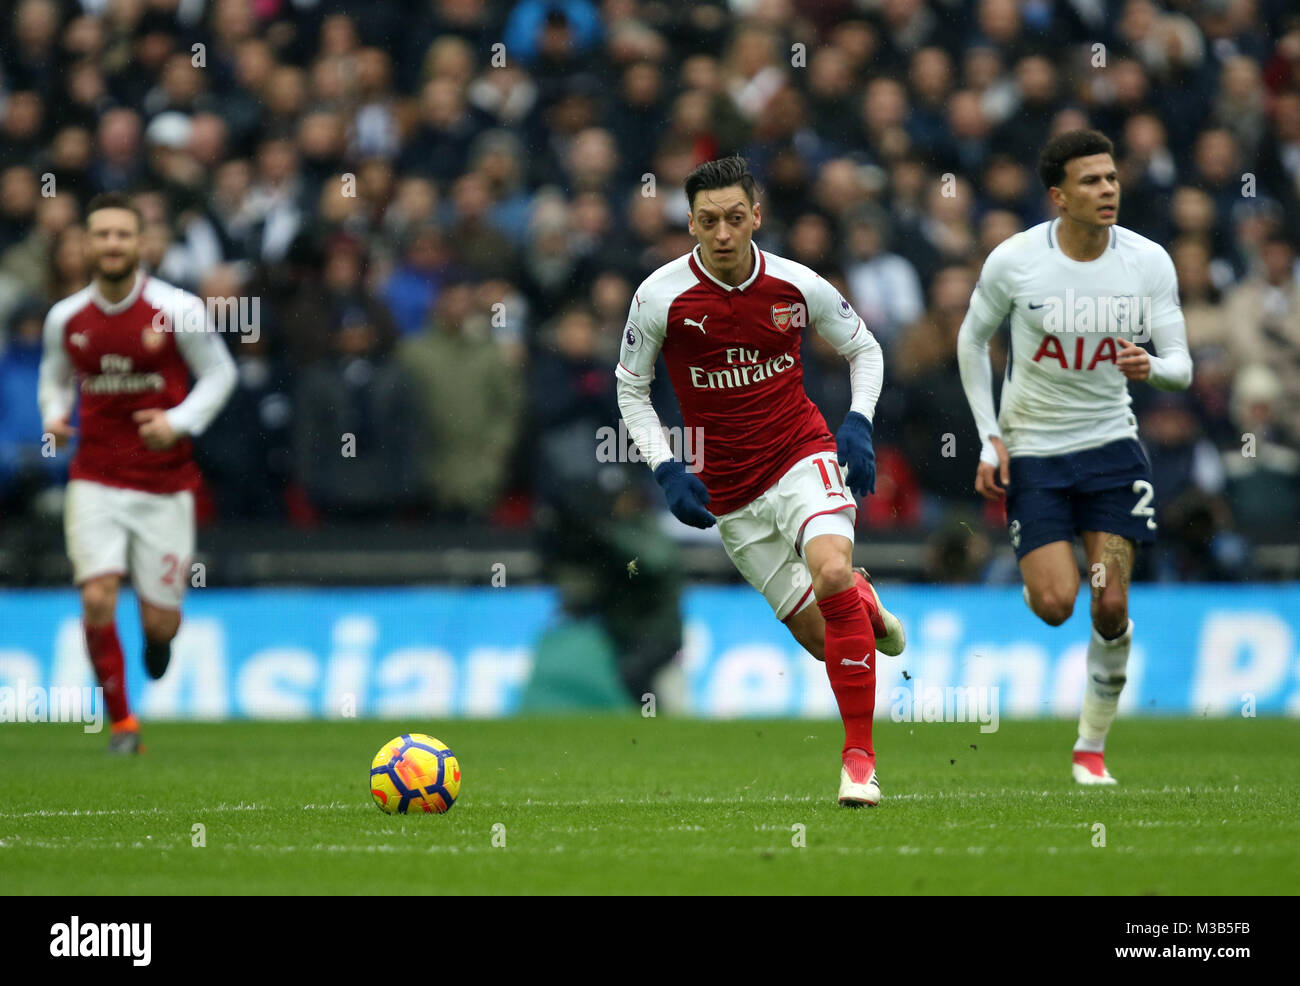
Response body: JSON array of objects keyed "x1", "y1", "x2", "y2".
[{"x1": 1074, "y1": 619, "x2": 1133, "y2": 753}]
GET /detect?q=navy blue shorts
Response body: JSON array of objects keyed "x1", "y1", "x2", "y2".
[{"x1": 1005, "y1": 438, "x2": 1157, "y2": 559}]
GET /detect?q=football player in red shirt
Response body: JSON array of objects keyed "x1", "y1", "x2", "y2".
[
  {"x1": 616, "y1": 157, "x2": 905, "y2": 805},
  {"x1": 38, "y1": 193, "x2": 236, "y2": 753}
]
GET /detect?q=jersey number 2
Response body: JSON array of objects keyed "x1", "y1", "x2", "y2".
[{"x1": 1131, "y1": 480, "x2": 1156, "y2": 531}]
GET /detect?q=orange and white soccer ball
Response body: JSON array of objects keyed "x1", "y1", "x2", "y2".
[{"x1": 369, "y1": 733, "x2": 461, "y2": 814}]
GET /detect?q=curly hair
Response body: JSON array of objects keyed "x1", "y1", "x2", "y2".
[{"x1": 1037, "y1": 130, "x2": 1115, "y2": 189}]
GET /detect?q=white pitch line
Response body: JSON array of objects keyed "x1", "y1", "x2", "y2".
[
  {"x1": 0, "y1": 836, "x2": 1266, "y2": 857},
  {"x1": 466, "y1": 786, "x2": 1249, "y2": 806},
  {"x1": 0, "y1": 786, "x2": 1254, "y2": 820},
  {"x1": 0, "y1": 802, "x2": 369, "y2": 819},
  {"x1": 0, "y1": 804, "x2": 262, "y2": 819}
]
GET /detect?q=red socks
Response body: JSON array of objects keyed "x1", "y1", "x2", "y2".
[
  {"x1": 85, "y1": 621, "x2": 131, "y2": 725},
  {"x1": 817, "y1": 585, "x2": 876, "y2": 756}
]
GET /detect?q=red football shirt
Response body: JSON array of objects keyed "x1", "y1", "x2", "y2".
[
  {"x1": 616, "y1": 245, "x2": 879, "y2": 515},
  {"x1": 39, "y1": 274, "x2": 234, "y2": 494}
]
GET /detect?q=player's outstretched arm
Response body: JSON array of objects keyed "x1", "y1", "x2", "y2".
[
  {"x1": 836, "y1": 412, "x2": 876, "y2": 498},
  {"x1": 1137, "y1": 321, "x2": 1193, "y2": 391},
  {"x1": 652, "y1": 459, "x2": 715, "y2": 529},
  {"x1": 973, "y1": 435, "x2": 1010, "y2": 500},
  {"x1": 614, "y1": 287, "x2": 713, "y2": 526},
  {"x1": 618, "y1": 379, "x2": 715, "y2": 529},
  {"x1": 956, "y1": 308, "x2": 1011, "y2": 498},
  {"x1": 834, "y1": 338, "x2": 883, "y2": 498},
  {"x1": 804, "y1": 277, "x2": 884, "y2": 499},
  {"x1": 956, "y1": 249, "x2": 1015, "y2": 498},
  {"x1": 616, "y1": 375, "x2": 714, "y2": 528},
  {"x1": 1123, "y1": 248, "x2": 1192, "y2": 391},
  {"x1": 37, "y1": 305, "x2": 76, "y2": 445},
  {"x1": 164, "y1": 297, "x2": 238, "y2": 438}
]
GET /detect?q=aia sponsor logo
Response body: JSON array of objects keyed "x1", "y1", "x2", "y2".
[{"x1": 1032, "y1": 334, "x2": 1122, "y2": 371}]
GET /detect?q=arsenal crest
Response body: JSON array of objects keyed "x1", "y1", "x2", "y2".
[
  {"x1": 141, "y1": 322, "x2": 168, "y2": 351},
  {"x1": 770, "y1": 302, "x2": 795, "y2": 331}
]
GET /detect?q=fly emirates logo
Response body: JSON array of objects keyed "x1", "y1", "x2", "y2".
[
  {"x1": 81, "y1": 353, "x2": 164, "y2": 395},
  {"x1": 688, "y1": 347, "x2": 795, "y2": 391}
]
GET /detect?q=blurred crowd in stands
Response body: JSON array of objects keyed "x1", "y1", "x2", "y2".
[{"x1": 1, "y1": 0, "x2": 1298, "y2": 583}]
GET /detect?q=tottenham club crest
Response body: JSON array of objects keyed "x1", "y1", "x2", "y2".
[{"x1": 770, "y1": 302, "x2": 796, "y2": 332}]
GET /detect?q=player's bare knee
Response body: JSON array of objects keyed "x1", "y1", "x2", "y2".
[
  {"x1": 80, "y1": 580, "x2": 118, "y2": 625},
  {"x1": 810, "y1": 556, "x2": 853, "y2": 599},
  {"x1": 142, "y1": 608, "x2": 180, "y2": 643},
  {"x1": 1034, "y1": 591, "x2": 1075, "y2": 626},
  {"x1": 1093, "y1": 594, "x2": 1128, "y2": 638}
]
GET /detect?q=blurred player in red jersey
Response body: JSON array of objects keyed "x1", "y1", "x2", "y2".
[
  {"x1": 616, "y1": 157, "x2": 905, "y2": 805},
  {"x1": 37, "y1": 193, "x2": 237, "y2": 753}
]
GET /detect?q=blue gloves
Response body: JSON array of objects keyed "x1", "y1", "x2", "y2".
[
  {"x1": 836, "y1": 412, "x2": 876, "y2": 498},
  {"x1": 654, "y1": 460, "x2": 715, "y2": 529}
]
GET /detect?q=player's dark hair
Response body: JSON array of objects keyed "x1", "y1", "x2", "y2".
[
  {"x1": 85, "y1": 192, "x2": 143, "y2": 230},
  {"x1": 1037, "y1": 130, "x2": 1115, "y2": 190},
  {"x1": 684, "y1": 155, "x2": 758, "y2": 212}
]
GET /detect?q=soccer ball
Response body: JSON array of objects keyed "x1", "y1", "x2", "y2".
[{"x1": 369, "y1": 733, "x2": 461, "y2": 814}]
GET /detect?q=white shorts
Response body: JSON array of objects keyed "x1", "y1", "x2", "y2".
[
  {"x1": 64, "y1": 479, "x2": 195, "y2": 610},
  {"x1": 716, "y1": 451, "x2": 857, "y2": 621}
]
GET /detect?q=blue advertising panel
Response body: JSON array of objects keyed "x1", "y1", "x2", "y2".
[{"x1": 0, "y1": 585, "x2": 1295, "y2": 719}]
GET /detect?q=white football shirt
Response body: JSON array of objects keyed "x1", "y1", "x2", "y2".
[{"x1": 957, "y1": 219, "x2": 1192, "y2": 465}]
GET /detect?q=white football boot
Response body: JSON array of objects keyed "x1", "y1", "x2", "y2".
[
  {"x1": 853, "y1": 568, "x2": 905, "y2": 657},
  {"x1": 1071, "y1": 750, "x2": 1118, "y2": 786},
  {"x1": 838, "y1": 749, "x2": 881, "y2": 807}
]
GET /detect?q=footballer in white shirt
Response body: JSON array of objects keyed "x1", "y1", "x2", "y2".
[{"x1": 956, "y1": 130, "x2": 1193, "y2": 786}]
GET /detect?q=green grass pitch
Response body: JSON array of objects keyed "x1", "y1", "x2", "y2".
[{"x1": 2, "y1": 717, "x2": 1296, "y2": 895}]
